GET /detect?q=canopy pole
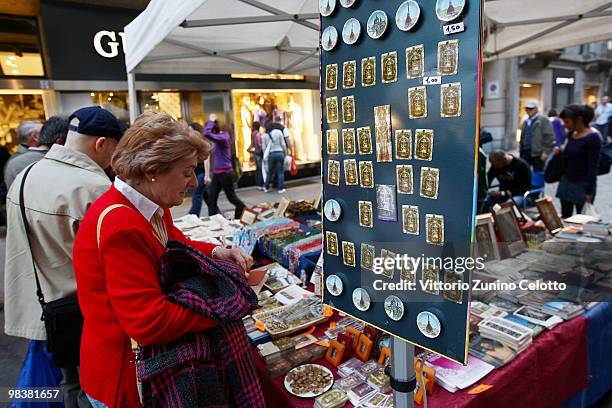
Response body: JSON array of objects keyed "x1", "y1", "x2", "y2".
[
  {"x1": 127, "y1": 70, "x2": 138, "y2": 124},
  {"x1": 390, "y1": 337, "x2": 416, "y2": 408}
]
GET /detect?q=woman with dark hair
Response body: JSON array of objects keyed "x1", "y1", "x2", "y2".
[{"x1": 555, "y1": 104, "x2": 603, "y2": 218}]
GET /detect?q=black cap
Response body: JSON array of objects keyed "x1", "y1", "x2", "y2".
[{"x1": 68, "y1": 106, "x2": 123, "y2": 139}]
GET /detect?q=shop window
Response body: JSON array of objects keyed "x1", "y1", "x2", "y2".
[
  {"x1": 584, "y1": 86, "x2": 599, "y2": 106},
  {"x1": 90, "y1": 91, "x2": 129, "y2": 123},
  {"x1": 231, "y1": 90, "x2": 320, "y2": 171},
  {"x1": 0, "y1": 92, "x2": 46, "y2": 149},
  {"x1": 0, "y1": 16, "x2": 45, "y2": 77},
  {"x1": 142, "y1": 92, "x2": 183, "y2": 120}
]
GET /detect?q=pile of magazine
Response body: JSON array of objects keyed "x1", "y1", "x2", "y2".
[{"x1": 478, "y1": 317, "x2": 532, "y2": 352}]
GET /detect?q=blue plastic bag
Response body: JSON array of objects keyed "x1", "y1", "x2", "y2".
[{"x1": 10, "y1": 340, "x2": 64, "y2": 408}]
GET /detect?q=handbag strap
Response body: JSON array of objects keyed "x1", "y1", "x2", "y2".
[{"x1": 18, "y1": 163, "x2": 46, "y2": 309}]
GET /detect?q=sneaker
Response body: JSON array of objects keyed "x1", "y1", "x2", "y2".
[
  {"x1": 263, "y1": 188, "x2": 269, "y2": 193},
  {"x1": 257, "y1": 186, "x2": 264, "y2": 191},
  {"x1": 278, "y1": 189, "x2": 286, "y2": 194}
]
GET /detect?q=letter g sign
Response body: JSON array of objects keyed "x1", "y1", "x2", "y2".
[{"x1": 93, "y1": 30, "x2": 124, "y2": 58}]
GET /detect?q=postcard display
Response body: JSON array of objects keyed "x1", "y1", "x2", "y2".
[{"x1": 321, "y1": 0, "x2": 482, "y2": 364}]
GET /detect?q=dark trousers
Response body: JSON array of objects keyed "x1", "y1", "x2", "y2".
[
  {"x1": 520, "y1": 150, "x2": 544, "y2": 172},
  {"x1": 60, "y1": 366, "x2": 91, "y2": 408},
  {"x1": 560, "y1": 200, "x2": 584, "y2": 219},
  {"x1": 189, "y1": 170, "x2": 209, "y2": 216},
  {"x1": 266, "y1": 152, "x2": 285, "y2": 191},
  {"x1": 255, "y1": 156, "x2": 264, "y2": 187},
  {"x1": 206, "y1": 171, "x2": 245, "y2": 219}
]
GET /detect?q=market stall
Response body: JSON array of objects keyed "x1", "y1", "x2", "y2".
[{"x1": 171, "y1": 190, "x2": 612, "y2": 408}]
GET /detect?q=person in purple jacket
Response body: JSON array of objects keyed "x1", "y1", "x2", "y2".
[
  {"x1": 548, "y1": 109, "x2": 567, "y2": 147},
  {"x1": 203, "y1": 114, "x2": 245, "y2": 219},
  {"x1": 554, "y1": 105, "x2": 603, "y2": 218}
]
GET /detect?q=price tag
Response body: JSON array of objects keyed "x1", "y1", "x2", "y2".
[
  {"x1": 423, "y1": 76, "x2": 442, "y2": 86},
  {"x1": 444, "y1": 22, "x2": 465, "y2": 35}
]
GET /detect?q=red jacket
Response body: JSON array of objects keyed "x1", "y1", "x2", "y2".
[{"x1": 73, "y1": 186, "x2": 217, "y2": 407}]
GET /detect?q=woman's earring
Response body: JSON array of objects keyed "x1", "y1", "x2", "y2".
[{"x1": 151, "y1": 178, "x2": 156, "y2": 182}]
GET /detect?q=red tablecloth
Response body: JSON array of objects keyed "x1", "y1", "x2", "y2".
[{"x1": 253, "y1": 315, "x2": 589, "y2": 408}]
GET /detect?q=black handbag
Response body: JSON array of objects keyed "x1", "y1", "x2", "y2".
[
  {"x1": 544, "y1": 152, "x2": 568, "y2": 183},
  {"x1": 19, "y1": 164, "x2": 83, "y2": 368}
]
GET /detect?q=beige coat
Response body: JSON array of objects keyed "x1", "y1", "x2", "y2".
[{"x1": 4, "y1": 144, "x2": 111, "y2": 340}]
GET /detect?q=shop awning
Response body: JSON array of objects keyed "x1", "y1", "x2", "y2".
[
  {"x1": 124, "y1": 0, "x2": 319, "y2": 76},
  {"x1": 484, "y1": 0, "x2": 612, "y2": 61}
]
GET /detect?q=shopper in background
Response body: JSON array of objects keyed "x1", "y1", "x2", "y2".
[
  {"x1": 5, "y1": 116, "x2": 69, "y2": 189},
  {"x1": 548, "y1": 109, "x2": 567, "y2": 147},
  {"x1": 249, "y1": 121, "x2": 264, "y2": 190},
  {"x1": 73, "y1": 112, "x2": 254, "y2": 407},
  {"x1": 481, "y1": 150, "x2": 532, "y2": 213},
  {"x1": 520, "y1": 101, "x2": 554, "y2": 172},
  {"x1": 263, "y1": 116, "x2": 292, "y2": 194},
  {"x1": 555, "y1": 104, "x2": 603, "y2": 218},
  {"x1": 4, "y1": 106, "x2": 122, "y2": 407},
  {"x1": 188, "y1": 122, "x2": 211, "y2": 217},
  {"x1": 594, "y1": 95, "x2": 612, "y2": 140},
  {"x1": 203, "y1": 113, "x2": 246, "y2": 219},
  {"x1": 13, "y1": 120, "x2": 42, "y2": 156}
]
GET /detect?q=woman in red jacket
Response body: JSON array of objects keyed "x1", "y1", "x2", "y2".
[{"x1": 73, "y1": 112, "x2": 253, "y2": 407}]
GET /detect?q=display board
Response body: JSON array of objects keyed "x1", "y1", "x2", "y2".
[{"x1": 321, "y1": 0, "x2": 482, "y2": 364}]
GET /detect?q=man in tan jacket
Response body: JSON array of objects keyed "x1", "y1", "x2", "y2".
[{"x1": 4, "y1": 106, "x2": 122, "y2": 408}]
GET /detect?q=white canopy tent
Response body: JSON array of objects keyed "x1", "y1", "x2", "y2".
[{"x1": 124, "y1": 0, "x2": 612, "y2": 121}]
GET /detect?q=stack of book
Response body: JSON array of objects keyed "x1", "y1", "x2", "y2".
[
  {"x1": 513, "y1": 306, "x2": 563, "y2": 329},
  {"x1": 503, "y1": 314, "x2": 544, "y2": 337},
  {"x1": 355, "y1": 360, "x2": 381, "y2": 381},
  {"x1": 363, "y1": 392, "x2": 390, "y2": 407},
  {"x1": 347, "y1": 383, "x2": 377, "y2": 406},
  {"x1": 471, "y1": 301, "x2": 508, "y2": 319},
  {"x1": 367, "y1": 368, "x2": 391, "y2": 393},
  {"x1": 333, "y1": 373, "x2": 363, "y2": 392},
  {"x1": 478, "y1": 317, "x2": 532, "y2": 352},
  {"x1": 337, "y1": 357, "x2": 364, "y2": 377},
  {"x1": 468, "y1": 334, "x2": 516, "y2": 368},
  {"x1": 314, "y1": 388, "x2": 348, "y2": 408},
  {"x1": 542, "y1": 301, "x2": 583, "y2": 320},
  {"x1": 426, "y1": 354, "x2": 495, "y2": 393}
]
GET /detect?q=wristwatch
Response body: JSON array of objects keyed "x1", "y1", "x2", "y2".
[{"x1": 211, "y1": 246, "x2": 222, "y2": 259}]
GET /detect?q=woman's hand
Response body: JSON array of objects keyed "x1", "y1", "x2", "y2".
[
  {"x1": 553, "y1": 146, "x2": 562, "y2": 155},
  {"x1": 213, "y1": 247, "x2": 253, "y2": 272}
]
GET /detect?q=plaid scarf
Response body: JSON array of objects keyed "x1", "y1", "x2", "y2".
[{"x1": 136, "y1": 241, "x2": 265, "y2": 408}]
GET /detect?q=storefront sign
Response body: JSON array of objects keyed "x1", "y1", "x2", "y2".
[
  {"x1": 93, "y1": 31, "x2": 126, "y2": 59},
  {"x1": 321, "y1": 0, "x2": 483, "y2": 364},
  {"x1": 40, "y1": 2, "x2": 139, "y2": 80}
]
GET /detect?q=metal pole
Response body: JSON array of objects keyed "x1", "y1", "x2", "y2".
[
  {"x1": 127, "y1": 70, "x2": 138, "y2": 124},
  {"x1": 391, "y1": 337, "x2": 415, "y2": 408}
]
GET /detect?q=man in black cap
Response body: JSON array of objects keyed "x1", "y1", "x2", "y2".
[{"x1": 4, "y1": 106, "x2": 123, "y2": 408}]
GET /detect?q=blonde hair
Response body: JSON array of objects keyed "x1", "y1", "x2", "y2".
[{"x1": 112, "y1": 112, "x2": 211, "y2": 180}]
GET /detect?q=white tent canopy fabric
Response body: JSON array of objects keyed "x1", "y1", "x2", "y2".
[
  {"x1": 125, "y1": 0, "x2": 612, "y2": 74},
  {"x1": 484, "y1": 0, "x2": 612, "y2": 60},
  {"x1": 124, "y1": 0, "x2": 319, "y2": 76}
]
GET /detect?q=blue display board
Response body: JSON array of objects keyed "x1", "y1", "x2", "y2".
[{"x1": 321, "y1": 0, "x2": 482, "y2": 364}]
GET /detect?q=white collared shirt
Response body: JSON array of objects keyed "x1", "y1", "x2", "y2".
[{"x1": 114, "y1": 177, "x2": 164, "y2": 222}]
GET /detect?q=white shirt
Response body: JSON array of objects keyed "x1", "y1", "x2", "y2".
[
  {"x1": 595, "y1": 103, "x2": 612, "y2": 125},
  {"x1": 113, "y1": 177, "x2": 163, "y2": 222}
]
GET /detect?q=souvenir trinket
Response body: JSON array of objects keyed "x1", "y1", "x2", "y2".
[
  {"x1": 420, "y1": 167, "x2": 439, "y2": 199},
  {"x1": 402, "y1": 205, "x2": 419, "y2": 235},
  {"x1": 425, "y1": 214, "x2": 445, "y2": 246},
  {"x1": 396, "y1": 165, "x2": 414, "y2": 195}
]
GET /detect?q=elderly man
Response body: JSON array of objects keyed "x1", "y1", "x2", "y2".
[
  {"x1": 520, "y1": 101, "x2": 554, "y2": 172},
  {"x1": 481, "y1": 150, "x2": 532, "y2": 213},
  {"x1": 594, "y1": 96, "x2": 612, "y2": 139},
  {"x1": 4, "y1": 116, "x2": 69, "y2": 189},
  {"x1": 13, "y1": 120, "x2": 42, "y2": 156},
  {"x1": 4, "y1": 106, "x2": 122, "y2": 408}
]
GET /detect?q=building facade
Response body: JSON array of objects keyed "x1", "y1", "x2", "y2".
[
  {"x1": 481, "y1": 41, "x2": 612, "y2": 151},
  {"x1": 0, "y1": 0, "x2": 321, "y2": 184}
]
